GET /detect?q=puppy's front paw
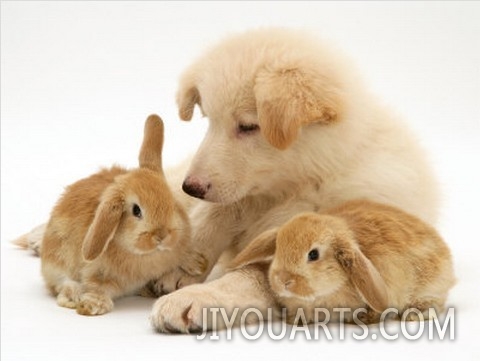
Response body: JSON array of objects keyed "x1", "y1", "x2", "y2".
[
  {"x1": 151, "y1": 268, "x2": 273, "y2": 333},
  {"x1": 150, "y1": 285, "x2": 220, "y2": 333},
  {"x1": 77, "y1": 292, "x2": 114, "y2": 316}
]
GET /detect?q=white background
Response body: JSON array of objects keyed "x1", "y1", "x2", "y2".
[{"x1": 1, "y1": 1, "x2": 479, "y2": 360}]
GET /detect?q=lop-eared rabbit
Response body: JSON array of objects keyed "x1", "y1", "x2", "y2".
[
  {"x1": 231, "y1": 200, "x2": 455, "y2": 325},
  {"x1": 24, "y1": 115, "x2": 202, "y2": 315}
]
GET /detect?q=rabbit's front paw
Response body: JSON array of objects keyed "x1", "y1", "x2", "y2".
[
  {"x1": 57, "y1": 294, "x2": 77, "y2": 309},
  {"x1": 77, "y1": 292, "x2": 114, "y2": 316},
  {"x1": 56, "y1": 281, "x2": 81, "y2": 309},
  {"x1": 153, "y1": 270, "x2": 205, "y2": 295}
]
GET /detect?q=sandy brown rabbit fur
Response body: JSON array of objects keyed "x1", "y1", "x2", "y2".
[
  {"x1": 40, "y1": 115, "x2": 194, "y2": 316},
  {"x1": 231, "y1": 199, "x2": 455, "y2": 324}
]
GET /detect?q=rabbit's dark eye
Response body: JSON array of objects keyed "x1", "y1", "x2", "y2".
[
  {"x1": 307, "y1": 248, "x2": 320, "y2": 262},
  {"x1": 132, "y1": 204, "x2": 142, "y2": 219}
]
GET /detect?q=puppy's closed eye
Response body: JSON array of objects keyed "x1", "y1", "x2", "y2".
[{"x1": 237, "y1": 123, "x2": 260, "y2": 135}]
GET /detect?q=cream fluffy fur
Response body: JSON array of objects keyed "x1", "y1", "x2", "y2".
[
  {"x1": 168, "y1": 27, "x2": 438, "y2": 273},
  {"x1": 150, "y1": 28, "x2": 440, "y2": 332}
]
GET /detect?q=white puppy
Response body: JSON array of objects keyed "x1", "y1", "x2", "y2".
[{"x1": 150, "y1": 28, "x2": 439, "y2": 332}]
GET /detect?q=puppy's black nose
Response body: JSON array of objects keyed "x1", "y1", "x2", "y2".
[{"x1": 182, "y1": 177, "x2": 209, "y2": 199}]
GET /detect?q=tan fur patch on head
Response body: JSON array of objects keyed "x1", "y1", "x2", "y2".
[{"x1": 255, "y1": 67, "x2": 343, "y2": 149}]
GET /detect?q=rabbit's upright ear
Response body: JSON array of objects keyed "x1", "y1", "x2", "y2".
[
  {"x1": 139, "y1": 114, "x2": 164, "y2": 173},
  {"x1": 82, "y1": 187, "x2": 125, "y2": 262},
  {"x1": 334, "y1": 237, "x2": 388, "y2": 313},
  {"x1": 229, "y1": 228, "x2": 278, "y2": 270}
]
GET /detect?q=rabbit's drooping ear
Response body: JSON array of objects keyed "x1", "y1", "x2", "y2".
[
  {"x1": 254, "y1": 66, "x2": 343, "y2": 150},
  {"x1": 229, "y1": 228, "x2": 278, "y2": 270},
  {"x1": 139, "y1": 114, "x2": 164, "y2": 173},
  {"x1": 82, "y1": 188, "x2": 125, "y2": 262},
  {"x1": 334, "y1": 238, "x2": 388, "y2": 313}
]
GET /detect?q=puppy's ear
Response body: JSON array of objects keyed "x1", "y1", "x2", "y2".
[
  {"x1": 228, "y1": 228, "x2": 278, "y2": 270},
  {"x1": 254, "y1": 67, "x2": 343, "y2": 150},
  {"x1": 176, "y1": 69, "x2": 201, "y2": 121},
  {"x1": 334, "y1": 236, "x2": 389, "y2": 313}
]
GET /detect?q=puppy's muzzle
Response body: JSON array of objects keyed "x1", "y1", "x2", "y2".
[{"x1": 182, "y1": 176, "x2": 210, "y2": 199}]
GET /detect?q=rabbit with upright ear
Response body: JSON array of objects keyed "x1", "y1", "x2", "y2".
[
  {"x1": 41, "y1": 114, "x2": 196, "y2": 316},
  {"x1": 230, "y1": 199, "x2": 455, "y2": 324}
]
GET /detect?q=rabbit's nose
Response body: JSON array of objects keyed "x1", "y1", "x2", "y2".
[
  {"x1": 153, "y1": 228, "x2": 168, "y2": 242},
  {"x1": 275, "y1": 271, "x2": 295, "y2": 290},
  {"x1": 284, "y1": 279, "x2": 295, "y2": 290}
]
